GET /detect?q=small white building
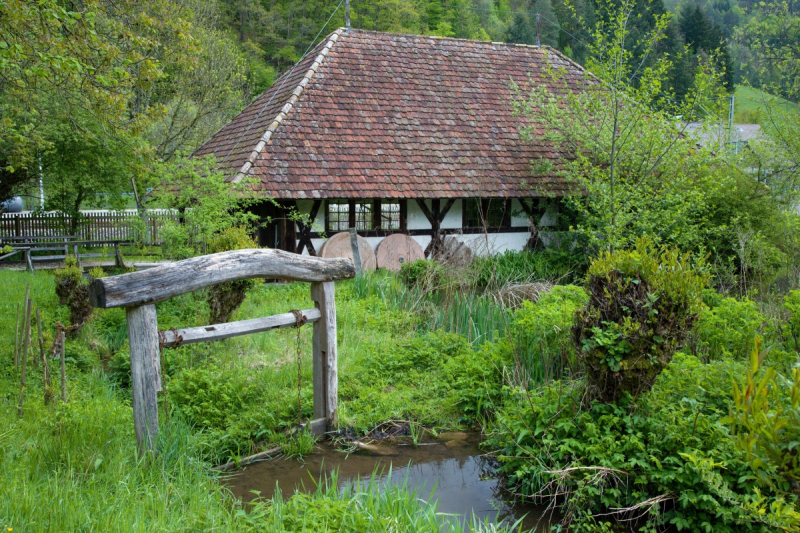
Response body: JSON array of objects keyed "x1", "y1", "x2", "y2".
[{"x1": 194, "y1": 28, "x2": 583, "y2": 258}]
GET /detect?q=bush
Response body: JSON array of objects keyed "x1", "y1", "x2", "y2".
[
  {"x1": 575, "y1": 240, "x2": 709, "y2": 402},
  {"x1": 53, "y1": 255, "x2": 92, "y2": 333},
  {"x1": 485, "y1": 353, "x2": 794, "y2": 531},
  {"x1": 206, "y1": 226, "x2": 259, "y2": 324},
  {"x1": 399, "y1": 259, "x2": 442, "y2": 289},
  {"x1": 511, "y1": 284, "x2": 588, "y2": 384},
  {"x1": 727, "y1": 340, "x2": 800, "y2": 498},
  {"x1": 783, "y1": 290, "x2": 800, "y2": 352},
  {"x1": 692, "y1": 297, "x2": 764, "y2": 361}
]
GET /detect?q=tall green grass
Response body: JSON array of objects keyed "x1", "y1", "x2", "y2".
[
  {"x1": 349, "y1": 270, "x2": 511, "y2": 345},
  {"x1": 242, "y1": 468, "x2": 524, "y2": 532}
]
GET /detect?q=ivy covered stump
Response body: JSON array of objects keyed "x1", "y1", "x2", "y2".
[{"x1": 574, "y1": 240, "x2": 709, "y2": 403}]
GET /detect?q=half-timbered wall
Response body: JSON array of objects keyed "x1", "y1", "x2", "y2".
[{"x1": 293, "y1": 198, "x2": 558, "y2": 257}]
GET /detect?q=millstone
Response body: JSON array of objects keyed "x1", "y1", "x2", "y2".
[
  {"x1": 319, "y1": 232, "x2": 376, "y2": 271},
  {"x1": 376, "y1": 233, "x2": 424, "y2": 272}
]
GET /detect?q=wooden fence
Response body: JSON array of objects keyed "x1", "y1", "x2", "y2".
[{"x1": 0, "y1": 210, "x2": 179, "y2": 244}]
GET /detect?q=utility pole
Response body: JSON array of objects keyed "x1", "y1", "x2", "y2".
[
  {"x1": 345, "y1": 0, "x2": 350, "y2": 32},
  {"x1": 536, "y1": 13, "x2": 541, "y2": 47}
]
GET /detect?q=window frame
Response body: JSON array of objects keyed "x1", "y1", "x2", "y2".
[
  {"x1": 462, "y1": 198, "x2": 511, "y2": 230},
  {"x1": 325, "y1": 199, "x2": 406, "y2": 234}
]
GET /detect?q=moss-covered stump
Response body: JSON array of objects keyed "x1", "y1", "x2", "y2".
[{"x1": 574, "y1": 240, "x2": 709, "y2": 403}]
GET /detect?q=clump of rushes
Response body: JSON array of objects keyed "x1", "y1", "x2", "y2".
[{"x1": 575, "y1": 238, "x2": 709, "y2": 403}]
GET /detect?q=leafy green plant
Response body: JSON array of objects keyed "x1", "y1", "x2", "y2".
[
  {"x1": 511, "y1": 284, "x2": 588, "y2": 385},
  {"x1": 575, "y1": 239, "x2": 709, "y2": 402},
  {"x1": 485, "y1": 353, "x2": 790, "y2": 532},
  {"x1": 170, "y1": 365, "x2": 258, "y2": 430},
  {"x1": 727, "y1": 339, "x2": 800, "y2": 496},
  {"x1": 782, "y1": 290, "x2": 800, "y2": 352},
  {"x1": 693, "y1": 297, "x2": 764, "y2": 361},
  {"x1": 53, "y1": 254, "x2": 92, "y2": 333},
  {"x1": 399, "y1": 259, "x2": 443, "y2": 289},
  {"x1": 206, "y1": 226, "x2": 259, "y2": 324}
]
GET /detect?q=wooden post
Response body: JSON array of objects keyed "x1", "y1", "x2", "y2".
[
  {"x1": 126, "y1": 304, "x2": 162, "y2": 455},
  {"x1": 14, "y1": 302, "x2": 20, "y2": 367},
  {"x1": 60, "y1": 331, "x2": 66, "y2": 402},
  {"x1": 310, "y1": 282, "x2": 337, "y2": 434},
  {"x1": 24, "y1": 249, "x2": 34, "y2": 273},
  {"x1": 114, "y1": 242, "x2": 126, "y2": 269},
  {"x1": 18, "y1": 297, "x2": 31, "y2": 417},
  {"x1": 349, "y1": 228, "x2": 362, "y2": 276},
  {"x1": 73, "y1": 244, "x2": 82, "y2": 269}
]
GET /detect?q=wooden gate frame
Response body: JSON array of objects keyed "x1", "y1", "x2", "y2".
[{"x1": 89, "y1": 249, "x2": 355, "y2": 455}]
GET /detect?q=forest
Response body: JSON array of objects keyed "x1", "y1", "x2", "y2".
[{"x1": 2, "y1": 0, "x2": 800, "y2": 531}]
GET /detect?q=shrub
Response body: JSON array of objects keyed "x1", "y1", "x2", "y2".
[
  {"x1": 399, "y1": 259, "x2": 442, "y2": 289},
  {"x1": 727, "y1": 340, "x2": 800, "y2": 497},
  {"x1": 485, "y1": 353, "x2": 793, "y2": 532},
  {"x1": 783, "y1": 290, "x2": 800, "y2": 352},
  {"x1": 53, "y1": 255, "x2": 92, "y2": 333},
  {"x1": 511, "y1": 284, "x2": 588, "y2": 384},
  {"x1": 692, "y1": 297, "x2": 764, "y2": 361},
  {"x1": 575, "y1": 239, "x2": 709, "y2": 402},
  {"x1": 206, "y1": 226, "x2": 259, "y2": 324}
]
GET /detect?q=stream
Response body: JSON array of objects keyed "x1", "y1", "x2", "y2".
[{"x1": 225, "y1": 432, "x2": 553, "y2": 531}]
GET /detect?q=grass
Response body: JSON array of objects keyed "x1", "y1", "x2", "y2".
[
  {"x1": 0, "y1": 269, "x2": 525, "y2": 531},
  {"x1": 734, "y1": 85, "x2": 800, "y2": 124}
]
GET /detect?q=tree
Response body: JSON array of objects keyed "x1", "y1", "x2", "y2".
[{"x1": 514, "y1": 0, "x2": 729, "y2": 254}]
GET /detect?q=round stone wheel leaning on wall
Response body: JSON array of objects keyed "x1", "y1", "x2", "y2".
[
  {"x1": 375, "y1": 233, "x2": 425, "y2": 272},
  {"x1": 319, "y1": 232, "x2": 377, "y2": 271}
]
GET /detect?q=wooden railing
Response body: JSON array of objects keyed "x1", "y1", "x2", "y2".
[
  {"x1": 89, "y1": 249, "x2": 356, "y2": 455},
  {"x1": 1, "y1": 210, "x2": 179, "y2": 244}
]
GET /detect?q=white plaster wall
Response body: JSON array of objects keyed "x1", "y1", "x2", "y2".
[
  {"x1": 509, "y1": 199, "x2": 529, "y2": 228},
  {"x1": 406, "y1": 200, "x2": 431, "y2": 230},
  {"x1": 440, "y1": 200, "x2": 462, "y2": 229},
  {"x1": 447, "y1": 232, "x2": 531, "y2": 256}
]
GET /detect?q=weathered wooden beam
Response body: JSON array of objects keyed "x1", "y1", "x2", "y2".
[
  {"x1": 126, "y1": 304, "x2": 161, "y2": 455},
  {"x1": 160, "y1": 308, "x2": 321, "y2": 348},
  {"x1": 311, "y1": 281, "x2": 338, "y2": 432},
  {"x1": 89, "y1": 249, "x2": 355, "y2": 309},
  {"x1": 348, "y1": 228, "x2": 362, "y2": 276}
]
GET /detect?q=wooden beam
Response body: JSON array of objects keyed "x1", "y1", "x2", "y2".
[
  {"x1": 311, "y1": 282, "x2": 337, "y2": 432},
  {"x1": 89, "y1": 249, "x2": 355, "y2": 309},
  {"x1": 160, "y1": 308, "x2": 321, "y2": 348},
  {"x1": 126, "y1": 304, "x2": 161, "y2": 456}
]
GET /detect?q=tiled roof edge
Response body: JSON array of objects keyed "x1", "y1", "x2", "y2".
[{"x1": 231, "y1": 28, "x2": 345, "y2": 183}]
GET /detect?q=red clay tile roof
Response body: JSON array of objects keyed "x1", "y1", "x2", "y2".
[{"x1": 193, "y1": 28, "x2": 586, "y2": 199}]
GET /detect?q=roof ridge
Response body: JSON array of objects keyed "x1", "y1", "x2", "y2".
[{"x1": 231, "y1": 28, "x2": 345, "y2": 183}]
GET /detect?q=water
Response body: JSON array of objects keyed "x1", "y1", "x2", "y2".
[{"x1": 225, "y1": 432, "x2": 553, "y2": 531}]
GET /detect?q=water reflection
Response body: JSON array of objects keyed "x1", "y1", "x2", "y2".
[{"x1": 225, "y1": 434, "x2": 553, "y2": 531}]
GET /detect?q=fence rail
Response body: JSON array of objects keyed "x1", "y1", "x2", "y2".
[{"x1": 1, "y1": 210, "x2": 179, "y2": 244}]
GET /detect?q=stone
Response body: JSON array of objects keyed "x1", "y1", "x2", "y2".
[
  {"x1": 376, "y1": 233, "x2": 424, "y2": 272},
  {"x1": 319, "y1": 232, "x2": 377, "y2": 271}
]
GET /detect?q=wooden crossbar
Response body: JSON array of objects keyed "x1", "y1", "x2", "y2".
[{"x1": 161, "y1": 308, "x2": 321, "y2": 347}]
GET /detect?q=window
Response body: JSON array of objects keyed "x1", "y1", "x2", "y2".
[
  {"x1": 327, "y1": 202, "x2": 350, "y2": 231},
  {"x1": 463, "y1": 199, "x2": 508, "y2": 228},
  {"x1": 380, "y1": 202, "x2": 401, "y2": 230},
  {"x1": 354, "y1": 202, "x2": 373, "y2": 230},
  {"x1": 326, "y1": 200, "x2": 406, "y2": 233}
]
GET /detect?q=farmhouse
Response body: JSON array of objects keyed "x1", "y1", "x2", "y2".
[{"x1": 194, "y1": 28, "x2": 585, "y2": 259}]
